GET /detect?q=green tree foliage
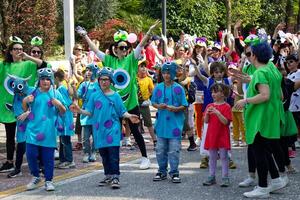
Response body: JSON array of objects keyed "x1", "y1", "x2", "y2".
[{"x1": 0, "y1": 0, "x2": 58, "y2": 55}]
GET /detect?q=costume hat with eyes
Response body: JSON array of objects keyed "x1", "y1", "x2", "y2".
[{"x1": 97, "y1": 67, "x2": 115, "y2": 84}]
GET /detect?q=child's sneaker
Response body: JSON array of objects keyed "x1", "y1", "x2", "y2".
[
  {"x1": 89, "y1": 153, "x2": 96, "y2": 162},
  {"x1": 0, "y1": 161, "x2": 14, "y2": 173},
  {"x1": 26, "y1": 177, "x2": 41, "y2": 190},
  {"x1": 200, "y1": 157, "x2": 209, "y2": 169},
  {"x1": 232, "y1": 141, "x2": 239, "y2": 147},
  {"x1": 111, "y1": 178, "x2": 120, "y2": 189},
  {"x1": 220, "y1": 177, "x2": 230, "y2": 187},
  {"x1": 123, "y1": 137, "x2": 132, "y2": 147},
  {"x1": 229, "y1": 159, "x2": 237, "y2": 169},
  {"x1": 195, "y1": 138, "x2": 201, "y2": 146},
  {"x1": 187, "y1": 143, "x2": 198, "y2": 151},
  {"x1": 238, "y1": 176, "x2": 255, "y2": 187},
  {"x1": 288, "y1": 150, "x2": 296, "y2": 158},
  {"x1": 171, "y1": 174, "x2": 181, "y2": 183},
  {"x1": 153, "y1": 172, "x2": 167, "y2": 181},
  {"x1": 45, "y1": 181, "x2": 55, "y2": 191},
  {"x1": 54, "y1": 150, "x2": 59, "y2": 160},
  {"x1": 7, "y1": 169, "x2": 22, "y2": 178},
  {"x1": 203, "y1": 176, "x2": 216, "y2": 186},
  {"x1": 98, "y1": 176, "x2": 112, "y2": 187},
  {"x1": 239, "y1": 141, "x2": 247, "y2": 147},
  {"x1": 82, "y1": 153, "x2": 89, "y2": 163},
  {"x1": 58, "y1": 161, "x2": 76, "y2": 169}
]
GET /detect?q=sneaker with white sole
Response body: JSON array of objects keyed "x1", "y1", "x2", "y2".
[
  {"x1": 295, "y1": 141, "x2": 300, "y2": 149},
  {"x1": 195, "y1": 138, "x2": 201, "y2": 146},
  {"x1": 139, "y1": 157, "x2": 151, "y2": 170},
  {"x1": 269, "y1": 177, "x2": 286, "y2": 193},
  {"x1": 89, "y1": 153, "x2": 96, "y2": 162},
  {"x1": 239, "y1": 176, "x2": 255, "y2": 187},
  {"x1": 280, "y1": 175, "x2": 289, "y2": 187},
  {"x1": 7, "y1": 169, "x2": 22, "y2": 178},
  {"x1": 82, "y1": 153, "x2": 89, "y2": 163},
  {"x1": 45, "y1": 181, "x2": 55, "y2": 191},
  {"x1": 243, "y1": 186, "x2": 270, "y2": 198},
  {"x1": 54, "y1": 150, "x2": 59, "y2": 160},
  {"x1": 26, "y1": 177, "x2": 41, "y2": 191},
  {"x1": 58, "y1": 161, "x2": 76, "y2": 169}
]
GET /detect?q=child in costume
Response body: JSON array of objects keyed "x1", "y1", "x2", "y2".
[
  {"x1": 54, "y1": 69, "x2": 76, "y2": 169},
  {"x1": 77, "y1": 63, "x2": 100, "y2": 163},
  {"x1": 203, "y1": 83, "x2": 232, "y2": 187},
  {"x1": 137, "y1": 60, "x2": 157, "y2": 148},
  {"x1": 151, "y1": 62, "x2": 188, "y2": 183},
  {"x1": 23, "y1": 68, "x2": 66, "y2": 191},
  {"x1": 7, "y1": 77, "x2": 35, "y2": 178},
  {"x1": 70, "y1": 67, "x2": 140, "y2": 189}
]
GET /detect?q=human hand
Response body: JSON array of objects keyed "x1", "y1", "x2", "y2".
[
  {"x1": 17, "y1": 111, "x2": 30, "y2": 121},
  {"x1": 75, "y1": 26, "x2": 87, "y2": 37},
  {"x1": 24, "y1": 95, "x2": 34, "y2": 103},
  {"x1": 158, "y1": 103, "x2": 167, "y2": 110},
  {"x1": 235, "y1": 99, "x2": 247, "y2": 110},
  {"x1": 148, "y1": 20, "x2": 160, "y2": 34},
  {"x1": 51, "y1": 98, "x2": 62, "y2": 107},
  {"x1": 166, "y1": 105, "x2": 178, "y2": 112},
  {"x1": 69, "y1": 103, "x2": 81, "y2": 113},
  {"x1": 129, "y1": 114, "x2": 140, "y2": 124}
]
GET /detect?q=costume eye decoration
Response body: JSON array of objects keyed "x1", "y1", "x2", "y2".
[{"x1": 113, "y1": 68, "x2": 130, "y2": 90}]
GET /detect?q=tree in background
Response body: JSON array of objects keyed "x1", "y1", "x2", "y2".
[{"x1": 0, "y1": 0, "x2": 58, "y2": 56}]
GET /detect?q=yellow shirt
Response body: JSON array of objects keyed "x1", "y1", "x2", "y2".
[{"x1": 138, "y1": 76, "x2": 154, "y2": 100}]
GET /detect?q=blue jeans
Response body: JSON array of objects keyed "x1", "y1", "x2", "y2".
[
  {"x1": 82, "y1": 125, "x2": 95, "y2": 154},
  {"x1": 59, "y1": 136, "x2": 73, "y2": 162},
  {"x1": 99, "y1": 146, "x2": 120, "y2": 178},
  {"x1": 156, "y1": 137, "x2": 181, "y2": 176},
  {"x1": 26, "y1": 143, "x2": 55, "y2": 181}
]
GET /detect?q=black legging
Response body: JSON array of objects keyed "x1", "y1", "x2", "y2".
[
  {"x1": 4, "y1": 122, "x2": 16, "y2": 161},
  {"x1": 247, "y1": 144, "x2": 256, "y2": 173},
  {"x1": 127, "y1": 106, "x2": 147, "y2": 158},
  {"x1": 252, "y1": 133, "x2": 280, "y2": 187}
]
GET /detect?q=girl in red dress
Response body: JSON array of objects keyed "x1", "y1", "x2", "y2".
[{"x1": 203, "y1": 83, "x2": 232, "y2": 187}]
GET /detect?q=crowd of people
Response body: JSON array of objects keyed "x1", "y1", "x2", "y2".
[{"x1": 0, "y1": 19, "x2": 299, "y2": 198}]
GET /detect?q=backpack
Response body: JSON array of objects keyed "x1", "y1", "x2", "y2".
[{"x1": 188, "y1": 81, "x2": 197, "y2": 104}]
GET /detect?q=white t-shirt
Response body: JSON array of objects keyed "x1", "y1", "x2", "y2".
[{"x1": 287, "y1": 69, "x2": 300, "y2": 112}]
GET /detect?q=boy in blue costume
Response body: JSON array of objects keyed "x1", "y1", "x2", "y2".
[
  {"x1": 151, "y1": 62, "x2": 188, "y2": 183},
  {"x1": 77, "y1": 63, "x2": 100, "y2": 163},
  {"x1": 23, "y1": 68, "x2": 66, "y2": 191},
  {"x1": 70, "y1": 67, "x2": 140, "y2": 189}
]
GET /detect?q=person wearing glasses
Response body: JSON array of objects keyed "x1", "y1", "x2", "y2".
[
  {"x1": 76, "y1": 21, "x2": 160, "y2": 170},
  {"x1": 0, "y1": 37, "x2": 46, "y2": 173}
]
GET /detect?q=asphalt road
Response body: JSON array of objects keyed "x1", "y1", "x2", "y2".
[{"x1": 2, "y1": 145, "x2": 300, "y2": 200}]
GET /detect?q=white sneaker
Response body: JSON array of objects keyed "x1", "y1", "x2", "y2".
[
  {"x1": 295, "y1": 141, "x2": 300, "y2": 149},
  {"x1": 123, "y1": 137, "x2": 132, "y2": 146},
  {"x1": 280, "y1": 174, "x2": 289, "y2": 187},
  {"x1": 89, "y1": 153, "x2": 96, "y2": 162},
  {"x1": 82, "y1": 153, "x2": 89, "y2": 163},
  {"x1": 195, "y1": 138, "x2": 201, "y2": 146},
  {"x1": 45, "y1": 181, "x2": 55, "y2": 191},
  {"x1": 243, "y1": 186, "x2": 270, "y2": 198},
  {"x1": 269, "y1": 177, "x2": 286, "y2": 193},
  {"x1": 139, "y1": 157, "x2": 151, "y2": 170},
  {"x1": 26, "y1": 177, "x2": 41, "y2": 191},
  {"x1": 54, "y1": 150, "x2": 59, "y2": 159},
  {"x1": 239, "y1": 176, "x2": 255, "y2": 187}
]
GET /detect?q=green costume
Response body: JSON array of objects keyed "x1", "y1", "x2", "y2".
[
  {"x1": 244, "y1": 62, "x2": 284, "y2": 144},
  {"x1": 0, "y1": 61, "x2": 38, "y2": 123},
  {"x1": 104, "y1": 52, "x2": 138, "y2": 111}
]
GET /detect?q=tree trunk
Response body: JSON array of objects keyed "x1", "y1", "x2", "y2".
[
  {"x1": 286, "y1": 0, "x2": 294, "y2": 32},
  {"x1": 224, "y1": 0, "x2": 232, "y2": 32},
  {"x1": 298, "y1": 0, "x2": 300, "y2": 31}
]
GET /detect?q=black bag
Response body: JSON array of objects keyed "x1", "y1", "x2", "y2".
[{"x1": 188, "y1": 81, "x2": 197, "y2": 104}]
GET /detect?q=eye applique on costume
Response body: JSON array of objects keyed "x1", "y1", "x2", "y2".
[
  {"x1": 4, "y1": 74, "x2": 31, "y2": 95},
  {"x1": 113, "y1": 68, "x2": 130, "y2": 90},
  {"x1": 12, "y1": 79, "x2": 28, "y2": 94}
]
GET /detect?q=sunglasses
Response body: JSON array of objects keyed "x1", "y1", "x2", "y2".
[
  {"x1": 31, "y1": 50, "x2": 41, "y2": 54},
  {"x1": 12, "y1": 48, "x2": 23, "y2": 51},
  {"x1": 287, "y1": 60, "x2": 295, "y2": 64},
  {"x1": 75, "y1": 48, "x2": 83, "y2": 51},
  {"x1": 245, "y1": 52, "x2": 252, "y2": 57},
  {"x1": 118, "y1": 46, "x2": 129, "y2": 51},
  {"x1": 99, "y1": 78, "x2": 110, "y2": 82}
]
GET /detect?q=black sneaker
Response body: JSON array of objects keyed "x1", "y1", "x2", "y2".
[
  {"x1": 7, "y1": 169, "x2": 22, "y2": 178},
  {"x1": 187, "y1": 143, "x2": 197, "y2": 151},
  {"x1": 111, "y1": 178, "x2": 120, "y2": 189},
  {"x1": 153, "y1": 172, "x2": 167, "y2": 181},
  {"x1": 171, "y1": 174, "x2": 181, "y2": 183},
  {"x1": 0, "y1": 161, "x2": 14, "y2": 173},
  {"x1": 98, "y1": 177, "x2": 112, "y2": 187},
  {"x1": 153, "y1": 140, "x2": 157, "y2": 150}
]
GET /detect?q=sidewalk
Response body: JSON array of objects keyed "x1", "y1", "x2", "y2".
[{"x1": 0, "y1": 123, "x2": 156, "y2": 196}]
